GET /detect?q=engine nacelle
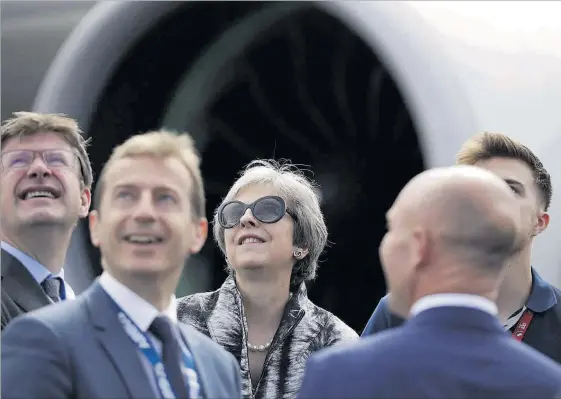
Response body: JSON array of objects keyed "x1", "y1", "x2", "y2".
[{"x1": 33, "y1": 1, "x2": 561, "y2": 329}]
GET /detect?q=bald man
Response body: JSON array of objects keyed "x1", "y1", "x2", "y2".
[
  {"x1": 363, "y1": 132, "x2": 561, "y2": 365},
  {"x1": 297, "y1": 166, "x2": 561, "y2": 399}
]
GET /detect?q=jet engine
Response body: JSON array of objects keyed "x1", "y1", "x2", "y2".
[{"x1": 33, "y1": 1, "x2": 561, "y2": 331}]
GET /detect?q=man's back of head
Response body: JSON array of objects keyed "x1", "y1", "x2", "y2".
[
  {"x1": 420, "y1": 166, "x2": 522, "y2": 273},
  {"x1": 380, "y1": 165, "x2": 523, "y2": 306}
]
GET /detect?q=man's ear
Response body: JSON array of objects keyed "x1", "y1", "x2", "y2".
[
  {"x1": 89, "y1": 210, "x2": 101, "y2": 248},
  {"x1": 411, "y1": 228, "x2": 429, "y2": 271},
  {"x1": 79, "y1": 187, "x2": 92, "y2": 218},
  {"x1": 189, "y1": 218, "x2": 208, "y2": 254},
  {"x1": 534, "y1": 211, "x2": 550, "y2": 236}
]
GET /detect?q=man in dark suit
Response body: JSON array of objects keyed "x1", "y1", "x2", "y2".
[
  {"x1": 363, "y1": 132, "x2": 561, "y2": 364},
  {"x1": 298, "y1": 166, "x2": 561, "y2": 399},
  {"x1": 1, "y1": 112, "x2": 93, "y2": 329},
  {"x1": 2, "y1": 130, "x2": 242, "y2": 398}
]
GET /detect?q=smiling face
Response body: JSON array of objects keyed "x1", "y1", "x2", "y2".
[
  {"x1": 89, "y1": 155, "x2": 207, "y2": 279},
  {"x1": 0, "y1": 132, "x2": 90, "y2": 235},
  {"x1": 223, "y1": 184, "x2": 296, "y2": 273}
]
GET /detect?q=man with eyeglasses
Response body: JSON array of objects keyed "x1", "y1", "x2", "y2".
[{"x1": 1, "y1": 112, "x2": 93, "y2": 330}]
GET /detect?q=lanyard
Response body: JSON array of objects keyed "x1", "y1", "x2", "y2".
[
  {"x1": 111, "y1": 299, "x2": 201, "y2": 399},
  {"x1": 511, "y1": 309, "x2": 534, "y2": 342}
]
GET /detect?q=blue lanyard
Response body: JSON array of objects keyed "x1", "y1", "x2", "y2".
[{"x1": 110, "y1": 298, "x2": 201, "y2": 399}]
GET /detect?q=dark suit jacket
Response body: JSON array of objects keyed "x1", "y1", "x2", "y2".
[
  {"x1": 298, "y1": 306, "x2": 561, "y2": 399},
  {"x1": 362, "y1": 269, "x2": 561, "y2": 364},
  {"x1": 1, "y1": 248, "x2": 53, "y2": 330},
  {"x1": 1, "y1": 281, "x2": 242, "y2": 399}
]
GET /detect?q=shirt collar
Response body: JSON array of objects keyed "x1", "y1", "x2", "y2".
[
  {"x1": 1, "y1": 241, "x2": 65, "y2": 283},
  {"x1": 410, "y1": 293, "x2": 498, "y2": 317},
  {"x1": 98, "y1": 272, "x2": 177, "y2": 332},
  {"x1": 526, "y1": 267, "x2": 558, "y2": 312}
]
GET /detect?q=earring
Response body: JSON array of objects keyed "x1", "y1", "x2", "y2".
[{"x1": 293, "y1": 249, "x2": 304, "y2": 259}]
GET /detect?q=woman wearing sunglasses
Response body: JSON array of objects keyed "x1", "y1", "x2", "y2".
[{"x1": 177, "y1": 160, "x2": 358, "y2": 399}]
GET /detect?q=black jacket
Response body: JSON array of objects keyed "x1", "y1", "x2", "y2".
[{"x1": 1, "y1": 249, "x2": 53, "y2": 330}]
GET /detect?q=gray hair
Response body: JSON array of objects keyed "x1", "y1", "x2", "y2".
[{"x1": 213, "y1": 159, "x2": 328, "y2": 287}]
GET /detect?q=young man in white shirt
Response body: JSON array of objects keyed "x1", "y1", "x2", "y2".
[{"x1": 2, "y1": 130, "x2": 241, "y2": 399}]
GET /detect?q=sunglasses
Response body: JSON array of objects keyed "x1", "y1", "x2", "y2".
[{"x1": 218, "y1": 196, "x2": 296, "y2": 229}]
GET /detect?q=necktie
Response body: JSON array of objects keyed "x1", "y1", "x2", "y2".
[
  {"x1": 149, "y1": 316, "x2": 190, "y2": 399},
  {"x1": 41, "y1": 277, "x2": 62, "y2": 302}
]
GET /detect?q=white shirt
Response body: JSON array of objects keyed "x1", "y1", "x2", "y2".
[
  {"x1": 98, "y1": 271, "x2": 178, "y2": 331},
  {"x1": 99, "y1": 272, "x2": 179, "y2": 397},
  {"x1": 410, "y1": 293, "x2": 498, "y2": 317}
]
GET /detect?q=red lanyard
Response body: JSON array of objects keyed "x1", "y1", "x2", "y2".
[{"x1": 511, "y1": 309, "x2": 534, "y2": 341}]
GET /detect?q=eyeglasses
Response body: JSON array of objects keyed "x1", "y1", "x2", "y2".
[
  {"x1": 1, "y1": 149, "x2": 78, "y2": 171},
  {"x1": 218, "y1": 195, "x2": 296, "y2": 229}
]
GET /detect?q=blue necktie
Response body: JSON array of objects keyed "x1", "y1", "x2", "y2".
[{"x1": 149, "y1": 316, "x2": 190, "y2": 399}]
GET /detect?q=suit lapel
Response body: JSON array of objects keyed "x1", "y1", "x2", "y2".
[
  {"x1": 86, "y1": 282, "x2": 155, "y2": 399},
  {"x1": 179, "y1": 323, "x2": 214, "y2": 399},
  {"x1": 0, "y1": 249, "x2": 51, "y2": 311}
]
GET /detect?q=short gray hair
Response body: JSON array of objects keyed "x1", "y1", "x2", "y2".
[{"x1": 213, "y1": 159, "x2": 328, "y2": 287}]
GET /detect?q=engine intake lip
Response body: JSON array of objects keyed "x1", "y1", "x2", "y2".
[{"x1": 32, "y1": 1, "x2": 428, "y2": 330}]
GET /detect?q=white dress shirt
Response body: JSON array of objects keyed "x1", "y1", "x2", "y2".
[
  {"x1": 98, "y1": 272, "x2": 181, "y2": 397},
  {"x1": 99, "y1": 271, "x2": 178, "y2": 330},
  {"x1": 410, "y1": 293, "x2": 498, "y2": 317}
]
